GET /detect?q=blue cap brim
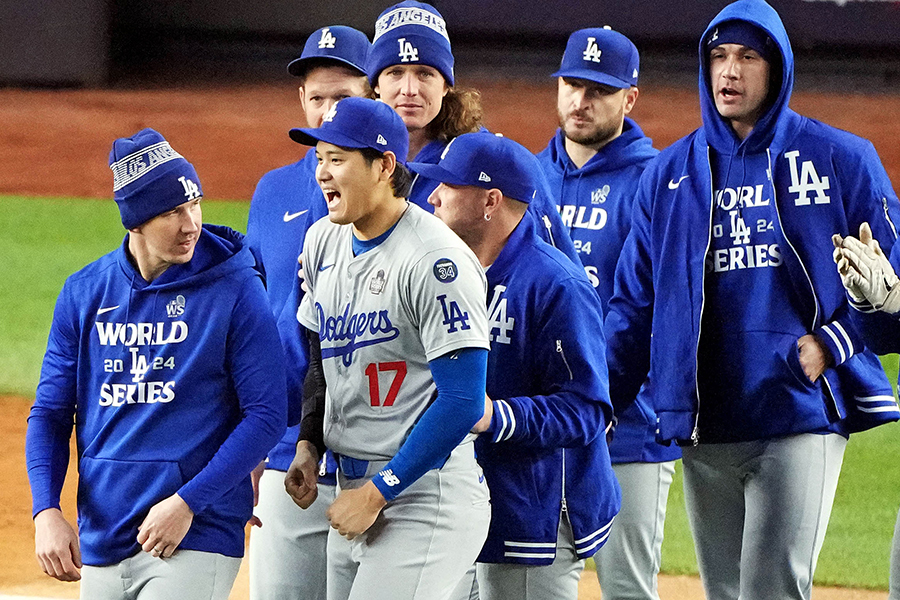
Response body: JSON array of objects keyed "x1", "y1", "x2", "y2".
[
  {"x1": 407, "y1": 162, "x2": 473, "y2": 187},
  {"x1": 287, "y1": 56, "x2": 366, "y2": 78},
  {"x1": 552, "y1": 68, "x2": 632, "y2": 89},
  {"x1": 289, "y1": 127, "x2": 370, "y2": 149}
]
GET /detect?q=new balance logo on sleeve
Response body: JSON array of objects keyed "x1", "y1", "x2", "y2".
[{"x1": 379, "y1": 469, "x2": 401, "y2": 487}]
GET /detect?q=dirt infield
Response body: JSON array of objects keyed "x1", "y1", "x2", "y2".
[
  {"x1": 1, "y1": 81, "x2": 899, "y2": 202},
  {"x1": 2, "y1": 80, "x2": 899, "y2": 598}
]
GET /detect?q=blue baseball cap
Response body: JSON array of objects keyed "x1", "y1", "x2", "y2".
[
  {"x1": 367, "y1": 1, "x2": 455, "y2": 86},
  {"x1": 288, "y1": 26, "x2": 370, "y2": 78},
  {"x1": 553, "y1": 27, "x2": 639, "y2": 89},
  {"x1": 289, "y1": 97, "x2": 409, "y2": 163},
  {"x1": 109, "y1": 128, "x2": 203, "y2": 229},
  {"x1": 705, "y1": 20, "x2": 775, "y2": 62},
  {"x1": 408, "y1": 132, "x2": 537, "y2": 203}
]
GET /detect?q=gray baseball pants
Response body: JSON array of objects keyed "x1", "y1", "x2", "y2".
[
  {"x1": 249, "y1": 468, "x2": 336, "y2": 600},
  {"x1": 80, "y1": 549, "x2": 240, "y2": 600},
  {"x1": 595, "y1": 460, "x2": 676, "y2": 600},
  {"x1": 682, "y1": 433, "x2": 846, "y2": 600}
]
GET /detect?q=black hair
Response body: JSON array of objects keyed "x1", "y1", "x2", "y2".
[{"x1": 358, "y1": 147, "x2": 413, "y2": 198}]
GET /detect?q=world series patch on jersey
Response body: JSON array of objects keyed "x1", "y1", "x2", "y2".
[{"x1": 298, "y1": 203, "x2": 490, "y2": 461}]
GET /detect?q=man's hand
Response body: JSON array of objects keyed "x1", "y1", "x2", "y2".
[
  {"x1": 136, "y1": 493, "x2": 194, "y2": 559},
  {"x1": 248, "y1": 460, "x2": 266, "y2": 528},
  {"x1": 297, "y1": 256, "x2": 309, "y2": 294},
  {"x1": 797, "y1": 334, "x2": 832, "y2": 383},
  {"x1": 34, "y1": 508, "x2": 81, "y2": 582},
  {"x1": 285, "y1": 440, "x2": 320, "y2": 509},
  {"x1": 471, "y1": 394, "x2": 493, "y2": 434},
  {"x1": 326, "y1": 480, "x2": 387, "y2": 540},
  {"x1": 833, "y1": 222, "x2": 900, "y2": 312}
]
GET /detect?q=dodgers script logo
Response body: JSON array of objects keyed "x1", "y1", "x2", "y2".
[{"x1": 316, "y1": 303, "x2": 400, "y2": 366}]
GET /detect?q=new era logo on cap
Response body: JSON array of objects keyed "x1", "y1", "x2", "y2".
[
  {"x1": 377, "y1": 134, "x2": 388, "y2": 145},
  {"x1": 478, "y1": 171, "x2": 491, "y2": 182}
]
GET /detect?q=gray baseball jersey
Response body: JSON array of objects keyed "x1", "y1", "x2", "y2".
[{"x1": 298, "y1": 203, "x2": 490, "y2": 461}]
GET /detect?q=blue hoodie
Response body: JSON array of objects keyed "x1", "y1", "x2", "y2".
[
  {"x1": 247, "y1": 149, "x2": 339, "y2": 476},
  {"x1": 476, "y1": 211, "x2": 620, "y2": 564},
  {"x1": 26, "y1": 225, "x2": 287, "y2": 565},
  {"x1": 605, "y1": 0, "x2": 900, "y2": 445},
  {"x1": 538, "y1": 118, "x2": 679, "y2": 463}
]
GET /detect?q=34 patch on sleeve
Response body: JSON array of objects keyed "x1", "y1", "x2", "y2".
[{"x1": 433, "y1": 258, "x2": 458, "y2": 283}]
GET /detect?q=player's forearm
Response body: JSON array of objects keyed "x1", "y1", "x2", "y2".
[
  {"x1": 298, "y1": 331, "x2": 327, "y2": 457},
  {"x1": 25, "y1": 407, "x2": 73, "y2": 516},
  {"x1": 485, "y1": 390, "x2": 606, "y2": 448},
  {"x1": 372, "y1": 347, "x2": 488, "y2": 501}
]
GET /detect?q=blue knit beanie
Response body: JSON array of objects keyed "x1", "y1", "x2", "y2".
[
  {"x1": 109, "y1": 128, "x2": 202, "y2": 229},
  {"x1": 367, "y1": 1, "x2": 454, "y2": 86}
]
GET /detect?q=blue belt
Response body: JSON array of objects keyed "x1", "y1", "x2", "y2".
[{"x1": 338, "y1": 454, "x2": 370, "y2": 478}]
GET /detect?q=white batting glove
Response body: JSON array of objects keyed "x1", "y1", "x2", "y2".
[{"x1": 833, "y1": 222, "x2": 900, "y2": 314}]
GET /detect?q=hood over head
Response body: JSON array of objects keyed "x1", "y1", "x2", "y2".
[{"x1": 699, "y1": 0, "x2": 794, "y2": 154}]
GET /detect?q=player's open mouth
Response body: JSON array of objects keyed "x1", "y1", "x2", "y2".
[
  {"x1": 720, "y1": 87, "x2": 740, "y2": 98},
  {"x1": 324, "y1": 190, "x2": 341, "y2": 206}
]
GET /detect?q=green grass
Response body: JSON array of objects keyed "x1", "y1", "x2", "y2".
[
  {"x1": 3, "y1": 195, "x2": 899, "y2": 590},
  {"x1": 0, "y1": 195, "x2": 250, "y2": 397}
]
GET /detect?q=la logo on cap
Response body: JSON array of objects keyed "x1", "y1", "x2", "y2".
[
  {"x1": 583, "y1": 37, "x2": 602, "y2": 63},
  {"x1": 323, "y1": 104, "x2": 338, "y2": 123},
  {"x1": 377, "y1": 134, "x2": 388, "y2": 145},
  {"x1": 318, "y1": 27, "x2": 336, "y2": 49},
  {"x1": 478, "y1": 171, "x2": 492, "y2": 182},
  {"x1": 398, "y1": 38, "x2": 419, "y2": 62}
]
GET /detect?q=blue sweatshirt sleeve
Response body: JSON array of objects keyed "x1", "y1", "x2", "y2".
[
  {"x1": 485, "y1": 278, "x2": 609, "y2": 449},
  {"x1": 177, "y1": 275, "x2": 288, "y2": 513},
  {"x1": 26, "y1": 281, "x2": 78, "y2": 517},
  {"x1": 275, "y1": 250, "x2": 310, "y2": 427},
  {"x1": 604, "y1": 170, "x2": 656, "y2": 415},
  {"x1": 371, "y1": 347, "x2": 487, "y2": 501}
]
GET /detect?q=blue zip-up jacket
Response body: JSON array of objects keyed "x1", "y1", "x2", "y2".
[
  {"x1": 605, "y1": 0, "x2": 900, "y2": 445},
  {"x1": 247, "y1": 149, "x2": 337, "y2": 477},
  {"x1": 538, "y1": 119, "x2": 680, "y2": 463},
  {"x1": 401, "y1": 135, "x2": 582, "y2": 264},
  {"x1": 26, "y1": 225, "x2": 287, "y2": 565},
  {"x1": 475, "y1": 212, "x2": 620, "y2": 564}
]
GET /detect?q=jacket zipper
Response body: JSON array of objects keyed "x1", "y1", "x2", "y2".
[
  {"x1": 542, "y1": 215, "x2": 559, "y2": 250},
  {"x1": 556, "y1": 340, "x2": 573, "y2": 380},
  {"x1": 766, "y1": 149, "x2": 841, "y2": 420},
  {"x1": 693, "y1": 148, "x2": 717, "y2": 446}
]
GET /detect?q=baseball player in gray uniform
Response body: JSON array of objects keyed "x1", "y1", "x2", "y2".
[{"x1": 284, "y1": 96, "x2": 491, "y2": 600}]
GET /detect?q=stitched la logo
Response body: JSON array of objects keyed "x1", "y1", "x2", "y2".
[
  {"x1": 322, "y1": 103, "x2": 338, "y2": 123},
  {"x1": 318, "y1": 27, "x2": 336, "y2": 49},
  {"x1": 398, "y1": 38, "x2": 419, "y2": 62},
  {"x1": 583, "y1": 37, "x2": 602, "y2": 63}
]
